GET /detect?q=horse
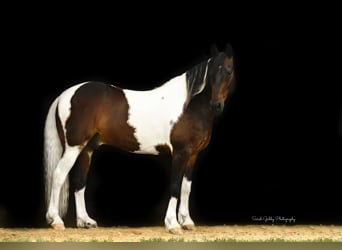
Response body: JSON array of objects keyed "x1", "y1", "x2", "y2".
[{"x1": 44, "y1": 43, "x2": 235, "y2": 234}]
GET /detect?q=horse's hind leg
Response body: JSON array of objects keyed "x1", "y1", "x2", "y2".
[
  {"x1": 71, "y1": 149, "x2": 97, "y2": 228},
  {"x1": 46, "y1": 146, "x2": 81, "y2": 229}
]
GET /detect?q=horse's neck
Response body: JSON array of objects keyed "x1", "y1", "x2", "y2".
[{"x1": 186, "y1": 86, "x2": 214, "y2": 121}]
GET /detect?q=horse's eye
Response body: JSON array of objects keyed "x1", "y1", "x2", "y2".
[{"x1": 218, "y1": 65, "x2": 226, "y2": 74}]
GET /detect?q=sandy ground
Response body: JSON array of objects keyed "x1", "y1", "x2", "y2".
[{"x1": 0, "y1": 225, "x2": 341, "y2": 242}]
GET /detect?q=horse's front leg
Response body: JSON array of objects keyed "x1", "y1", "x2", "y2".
[
  {"x1": 164, "y1": 149, "x2": 195, "y2": 234},
  {"x1": 178, "y1": 153, "x2": 197, "y2": 231},
  {"x1": 164, "y1": 167, "x2": 183, "y2": 234},
  {"x1": 178, "y1": 174, "x2": 196, "y2": 231}
]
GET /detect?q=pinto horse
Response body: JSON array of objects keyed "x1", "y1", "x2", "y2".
[{"x1": 44, "y1": 44, "x2": 235, "y2": 234}]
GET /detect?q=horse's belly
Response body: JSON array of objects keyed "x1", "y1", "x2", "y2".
[{"x1": 131, "y1": 122, "x2": 173, "y2": 155}]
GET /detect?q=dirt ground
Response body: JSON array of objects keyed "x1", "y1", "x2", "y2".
[{"x1": 0, "y1": 225, "x2": 341, "y2": 242}]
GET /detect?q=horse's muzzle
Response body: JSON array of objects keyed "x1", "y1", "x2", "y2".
[{"x1": 210, "y1": 101, "x2": 224, "y2": 114}]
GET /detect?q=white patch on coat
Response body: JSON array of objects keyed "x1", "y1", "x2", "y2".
[{"x1": 123, "y1": 74, "x2": 188, "y2": 154}]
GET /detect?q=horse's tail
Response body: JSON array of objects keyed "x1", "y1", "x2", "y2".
[{"x1": 43, "y1": 97, "x2": 69, "y2": 218}]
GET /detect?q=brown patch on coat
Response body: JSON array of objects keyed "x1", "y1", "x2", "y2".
[
  {"x1": 170, "y1": 98, "x2": 214, "y2": 172},
  {"x1": 155, "y1": 144, "x2": 172, "y2": 155},
  {"x1": 64, "y1": 82, "x2": 139, "y2": 152}
]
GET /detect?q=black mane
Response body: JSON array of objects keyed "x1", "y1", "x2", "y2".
[{"x1": 185, "y1": 59, "x2": 210, "y2": 98}]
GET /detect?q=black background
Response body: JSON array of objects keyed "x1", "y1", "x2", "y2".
[{"x1": 0, "y1": 8, "x2": 341, "y2": 228}]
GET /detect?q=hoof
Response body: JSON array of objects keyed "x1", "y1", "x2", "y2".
[
  {"x1": 167, "y1": 227, "x2": 183, "y2": 235},
  {"x1": 77, "y1": 219, "x2": 98, "y2": 229},
  {"x1": 51, "y1": 223, "x2": 65, "y2": 230},
  {"x1": 182, "y1": 224, "x2": 196, "y2": 231},
  {"x1": 83, "y1": 222, "x2": 97, "y2": 229}
]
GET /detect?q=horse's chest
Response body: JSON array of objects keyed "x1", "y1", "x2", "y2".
[{"x1": 123, "y1": 81, "x2": 187, "y2": 154}]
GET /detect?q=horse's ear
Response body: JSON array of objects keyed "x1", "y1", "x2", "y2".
[
  {"x1": 225, "y1": 43, "x2": 233, "y2": 58},
  {"x1": 210, "y1": 44, "x2": 219, "y2": 57}
]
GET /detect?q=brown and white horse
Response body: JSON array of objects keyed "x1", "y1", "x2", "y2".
[{"x1": 44, "y1": 44, "x2": 235, "y2": 234}]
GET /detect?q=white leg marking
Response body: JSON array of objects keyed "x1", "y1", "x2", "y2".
[
  {"x1": 75, "y1": 187, "x2": 97, "y2": 228},
  {"x1": 178, "y1": 176, "x2": 195, "y2": 230},
  {"x1": 164, "y1": 197, "x2": 182, "y2": 234},
  {"x1": 46, "y1": 146, "x2": 81, "y2": 228}
]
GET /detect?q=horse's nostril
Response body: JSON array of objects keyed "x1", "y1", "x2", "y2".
[{"x1": 210, "y1": 101, "x2": 222, "y2": 113}]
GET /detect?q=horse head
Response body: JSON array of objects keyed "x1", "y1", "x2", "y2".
[{"x1": 207, "y1": 43, "x2": 235, "y2": 114}]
